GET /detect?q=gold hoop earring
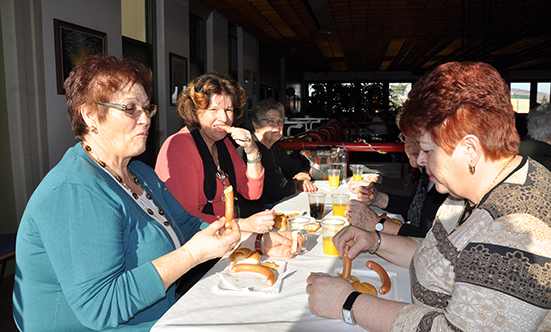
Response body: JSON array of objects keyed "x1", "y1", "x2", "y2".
[
  {"x1": 469, "y1": 161, "x2": 476, "y2": 174},
  {"x1": 91, "y1": 126, "x2": 98, "y2": 134}
]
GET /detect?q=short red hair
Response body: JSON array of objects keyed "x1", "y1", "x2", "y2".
[
  {"x1": 400, "y1": 61, "x2": 519, "y2": 161},
  {"x1": 64, "y1": 55, "x2": 153, "y2": 141}
]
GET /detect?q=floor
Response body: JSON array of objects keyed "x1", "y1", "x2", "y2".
[{"x1": 0, "y1": 274, "x2": 17, "y2": 332}]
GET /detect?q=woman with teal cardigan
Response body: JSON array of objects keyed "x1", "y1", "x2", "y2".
[{"x1": 13, "y1": 55, "x2": 298, "y2": 331}]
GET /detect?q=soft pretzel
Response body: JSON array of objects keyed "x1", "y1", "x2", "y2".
[
  {"x1": 229, "y1": 247, "x2": 261, "y2": 265},
  {"x1": 380, "y1": 212, "x2": 403, "y2": 225},
  {"x1": 224, "y1": 185, "x2": 234, "y2": 229}
]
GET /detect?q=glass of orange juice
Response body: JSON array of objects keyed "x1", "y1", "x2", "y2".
[
  {"x1": 321, "y1": 218, "x2": 345, "y2": 256},
  {"x1": 331, "y1": 194, "x2": 349, "y2": 217},
  {"x1": 328, "y1": 168, "x2": 340, "y2": 188},
  {"x1": 350, "y1": 164, "x2": 363, "y2": 181}
]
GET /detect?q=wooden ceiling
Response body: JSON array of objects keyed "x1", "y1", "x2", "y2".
[{"x1": 202, "y1": 0, "x2": 551, "y2": 73}]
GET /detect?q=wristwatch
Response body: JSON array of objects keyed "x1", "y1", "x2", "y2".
[
  {"x1": 342, "y1": 291, "x2": 362, "y2": 325},
  {"x1": 375, "y1": 217, "x2": 386, "y2": 232}
]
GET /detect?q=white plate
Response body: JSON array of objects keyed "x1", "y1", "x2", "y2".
[{"x1": 334, "y1": 266, "x2": 398, "y2": 300}]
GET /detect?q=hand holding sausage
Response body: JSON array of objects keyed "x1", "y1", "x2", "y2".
[{"x1": 261, "y1": 231, "x2": 302, "y2": 258}]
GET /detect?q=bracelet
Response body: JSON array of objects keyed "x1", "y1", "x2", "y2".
[
  {"x1": 368, "y1": 231, "x2": 381, "y2": 254},
  {"x1": 255, "y1": 233, "x2": 264, "y2": 255},
  {"x1": 247, "y1": 151, "x2": 262, "y2": 164}
]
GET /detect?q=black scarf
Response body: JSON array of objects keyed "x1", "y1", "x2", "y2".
[{"x1": 189, "y1": 127, "x2": 239, "y2": 217}]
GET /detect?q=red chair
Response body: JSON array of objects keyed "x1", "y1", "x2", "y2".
[{"x1": 307, "y1": 131, "x2": 325, "y2": 142}]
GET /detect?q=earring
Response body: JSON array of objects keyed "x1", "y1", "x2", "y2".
[
  {"x1": 468, "y1": 160, "x2": 476, "y2": 174},
  {"x1": 91, "y1": 126, "x2": 98, "y2": 134}
]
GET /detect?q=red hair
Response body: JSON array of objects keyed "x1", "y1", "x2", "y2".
[
  {"x1": 64, "y1": 55, "x2": 153, "y2": 141},
  {"x1": 400, "y1": 61, "x2": 519, "y2": 161}
]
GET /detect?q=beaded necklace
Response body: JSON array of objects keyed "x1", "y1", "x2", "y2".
[
  {"x1": 82, "y1": 143, "x2": 169, "y2": 225},
  {"x1": 451, "y1": 155, "x2": 516, "y2": 234}
]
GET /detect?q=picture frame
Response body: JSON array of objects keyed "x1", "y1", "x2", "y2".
[
  {"x1": 169, "y1": 53, "x2": 187, "y2": 106},
  {"x1": 54, "y1": 19, "x2": 107, "y2": 94}
]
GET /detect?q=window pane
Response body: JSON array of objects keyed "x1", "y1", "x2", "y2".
[
  {"x1": 510, "y1": 82, "x2": 530, "y2": 113},
  {"x1": 537, "y1": 82, "x2": 550, "y2": 105},
  {"x1": 122, "y1": 0, "x2": 147, "y2": 43}
]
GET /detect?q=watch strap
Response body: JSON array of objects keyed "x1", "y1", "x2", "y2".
[{"x1": 378, "y1": 217, "x2": 386, "y2": 225}]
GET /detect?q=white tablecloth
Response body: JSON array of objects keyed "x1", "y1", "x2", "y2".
[{"x1": 151, "y1": 181, "x2": 411, "y2": 332}]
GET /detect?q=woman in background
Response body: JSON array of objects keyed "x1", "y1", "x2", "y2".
[
  {"x1": 237, "y1": 98, "x2": 317, "y2": 217},
  {"x1": 156, "y1": 72, "x2": 274, "y2": 234}
]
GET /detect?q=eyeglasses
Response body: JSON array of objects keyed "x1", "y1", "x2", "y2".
[
  {"x1": 260, "y1": 118, "x2": 284, "y2": 127},
  {"x1": 398, "y1": 132, "x2": 405, "y2": 143},
  {"x1": 96, "y1": 102, "x2": 157, "y2": 118}
]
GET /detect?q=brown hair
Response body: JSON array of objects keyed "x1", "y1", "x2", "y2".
[
  {"x1": 177, "y1": 72, "x2": 246, "y2": 128},
  {"x1": 400, "y1": 61, "x2": 519, "y2": 161},
  {"x1": 64, "y1": 54, "x2": 153, "y2": 141}
]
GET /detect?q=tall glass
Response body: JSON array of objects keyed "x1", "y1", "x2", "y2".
[
  {"x1": 331, "y1": 194, "x2": 349, "y2": 218},
  {"x1": 350, "y1": 164, "x2": 363, "y2": 181},
  {"x1": 308, "y1": 193, "x2": 326, "y2": 219},
  {"x1": 322, "y1": 218, "x2": 345, "y2": 256},
  {"x1": 328, "y1": 168, "x2": 340, "y2": 188}
]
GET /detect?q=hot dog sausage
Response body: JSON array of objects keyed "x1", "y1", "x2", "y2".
[
  {"x1": 366, "y1": 260, "x2": 391, "y2": 295},
  {"x1": 342, "y1": 246, "x2": 352, "y2": 279},
  {"x1": 224, "y1": 185, "x2": 234, "y2": 229},
  {"x1": 230, "y1": 263, "x2": 276, "y2": 286},
  {"x1": 219, "y1": 125, "x2": 231, "y2": 132}
]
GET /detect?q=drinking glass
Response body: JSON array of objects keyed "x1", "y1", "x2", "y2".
[
  {"x1": 308, "y1": 193, "x2": 326, "y2": 219},
  {"x1": 331, "y1": 194, "x2": 349, "y2": 218},
  {"x1": 328, "y1": 168, "x2": 340, "y2": 188},
  {"x1": 321, "y1": 218, "x2": 345, "y2": 256}
]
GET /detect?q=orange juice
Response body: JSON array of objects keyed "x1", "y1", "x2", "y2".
[
  {"x1": 328, "y1": 174, "x2": 340, "y2": 187},
  {"x1": 323, "y1": 237, "x2": 339, "y2": 256},
  {"x1": 353, "y1": 174, "x2": 362, "y2": 181},
  {"x1": 332, "y1": 204, "x2": 347, "y2": 217}
]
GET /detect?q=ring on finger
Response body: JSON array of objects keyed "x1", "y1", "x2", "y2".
[{"x1": 246, "y1": 137, "x2": 250, "y2": 141}]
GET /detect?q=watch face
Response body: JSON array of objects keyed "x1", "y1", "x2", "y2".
[
  {"x1": 375, "y1": 223, "x2": 384, "y2": 231},
  {"x1": 342, "y1": 309, "x2": 355, "y2": 325}
]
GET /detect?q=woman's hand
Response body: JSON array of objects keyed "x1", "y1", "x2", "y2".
[
  {"x1": 239, "y1": 210, "x2": 275, "y2": 233},
  {"x1": 226, "y1": 126, "x2": 259, "y2": 156},
  {"x1": 262, "y1": 231, "x2": 302, "y2": 258},
  {"x1": 345, "y1": 200, "x2": 379, "y2": 231},
  {"x1": 306, "y1": 272, "x2": 356, "y2": 320},
  {"x1": 333, "y1": 225, "x2": 378, "y2": 259},
  {"x1": 300, "y1": 179, "x2": 317, "y2": 193},
  {"x1": 185, "y1": 217, "x2": 241, "y2": 262},
  {"x1": 293, "y1": 172, "x2": 311, "y2": 181}
]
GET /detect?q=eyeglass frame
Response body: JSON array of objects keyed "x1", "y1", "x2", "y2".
[
  {"x1": 260, "y1": 118, "x2": 285, "y2": 127},
  {"x1": 398, "y1": 132, "x2": 405, "y2": 143},
  {"x1": 96, "y1": 102, "x2": 158, "y2": 118}
]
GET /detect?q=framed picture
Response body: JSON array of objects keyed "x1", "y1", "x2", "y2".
[
  {"x1": 54, "y1": 19, "x2": 107, "y2": 94},
  {"x1": 169, "y1": 53, "x2": 187, "y2": 106}
]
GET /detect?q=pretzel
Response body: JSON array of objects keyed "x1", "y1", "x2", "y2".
[
  {"x1": 380, "y1": 212, "x2": 404, "y2": 225},
  {"x1": 224, "y1": 186, "x2": 234, "y2": 229},
  {"x1": 229, "y1": 247, "x2": 261, "y2": 265}
]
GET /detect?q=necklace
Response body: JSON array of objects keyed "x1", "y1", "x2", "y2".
[
  {"x1": 453, "y1": 155, "x2": 516, "y2": 233},
  {"x1": 82, "y1": 143, "x2": 168, "y2": 224}
]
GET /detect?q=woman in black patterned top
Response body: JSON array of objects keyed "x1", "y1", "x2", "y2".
[{"x1": 307, "y1": 61, "x2": 551, "y2": 331}]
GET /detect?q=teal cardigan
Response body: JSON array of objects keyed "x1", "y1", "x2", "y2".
[{"x1": 13, "y1": 143, "x2": 208, "y2": 331}]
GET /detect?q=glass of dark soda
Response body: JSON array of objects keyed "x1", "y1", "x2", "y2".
[{"x1": 308, "y1": 193, "x2": 326, "y2": 219}]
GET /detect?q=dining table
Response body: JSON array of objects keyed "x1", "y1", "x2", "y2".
[{"x1": 151, "y1": 180, "x2": 412, "y2": 332}]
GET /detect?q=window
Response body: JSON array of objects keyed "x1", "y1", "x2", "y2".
[
  {"x1": 510, "y1": 82, "x2": 531, "y2": 113},
  {"x1": 122, "y1": 0, "x2": 147, "y2": 43},
  {"x1": 537, "y1": 82, "x2": 550, "y2": 105},
  {"x1": 389, "y1": 83, "x2": 411, "y2": 113}
]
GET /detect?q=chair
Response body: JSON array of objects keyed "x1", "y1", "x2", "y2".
[{"x1": 0, "y1": 233, "x2": 16, "y2": 291}]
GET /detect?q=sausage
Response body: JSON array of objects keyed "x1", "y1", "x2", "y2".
[
  {"x1": 231, "y1": 263, "x2": 276, "y2": 286},
  {"x1": 219, "y1": 125, "x2": 232, "y2": 132},
  {"x1": 380, "y1": 212, "x2": 403, "y2": 225},
  {"x1": 224, "y1": 185, "x2": 234, "y2": 229},
  {"x1": 341, "y1": 246, "x2": 352, "y2": 279},
  {"x1": 366, "y1": 260, "x2": 391, "y2": 295}
]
